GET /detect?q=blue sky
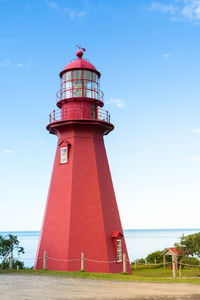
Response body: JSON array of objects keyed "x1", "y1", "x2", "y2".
[{"x1": 1, "y1": 0, "x2": 200, "y2": 230}]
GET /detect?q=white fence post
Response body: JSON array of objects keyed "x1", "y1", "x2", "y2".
[
  {"x1": 172, "y1": 257, "x2": 176, "y2": 278},
  {"x1": 163, "y1": 256, "x2": 166, "y2": 268},
  {"x1": 43, "y1": 251, "x2": 47, "y2": 270},
  {"x1": 81, "y1": 252, "x2": 84, "y2": 271},
  {"x1": 134, "y1": 261, "x2": 137, "y2": 269},
  {"x1": 123, "y1": 253, "x2": 127, "y2": 273}
]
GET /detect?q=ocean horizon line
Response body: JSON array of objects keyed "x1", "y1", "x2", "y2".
[{"x1": 1, "y1": 227, "x2": 200, "y2": 233}]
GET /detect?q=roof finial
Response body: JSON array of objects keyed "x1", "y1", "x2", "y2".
[
  {"x1": 76, "y1": 44, "x2": 86, "y2": 52},
  {"x1": 76, "y1": 44, "x2": 86, "y2": 59}
]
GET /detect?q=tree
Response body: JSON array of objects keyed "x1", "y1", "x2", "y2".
[
  {"x1": 146, "y1": 250, "x2": 163, "y2": 264},
  {"x1": 175, "y1": 232, "x2": 200, "y2": 278},
  {"x1": 146, "y1": 250, "x2": 172, "y2": 264},
  {"x1": 135, "y1": 258, "x2": 145, "y2": 264},
  {"x1": 0, "y1": 234, "x2": 24, "y2": 269},
  {"x1": 1, "y1": 259, "x2": 24, "y2": 270}
]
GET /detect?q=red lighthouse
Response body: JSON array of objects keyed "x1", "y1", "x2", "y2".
[{"x1": 34, "y1": 49, "x2": 131, "y2": 274}]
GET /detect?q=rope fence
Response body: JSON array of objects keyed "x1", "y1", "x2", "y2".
[
  {"x1": 38, "y1": 251, "x2": 129, "y2": 273},
  {"x1": 4, "y1": 252, "x2": 200, "y2": 278}
]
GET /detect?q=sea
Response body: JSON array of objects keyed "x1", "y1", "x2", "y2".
[{"x1": 0, "y1": 228, "x2": 199, "y2": 268}]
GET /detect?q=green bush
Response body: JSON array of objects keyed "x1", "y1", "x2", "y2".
[
  {"x1": 182, "y1": 257, "x2": 200, "y2": 266},
  {"x1": 134, "y1": 258, "x2": 145, "y2": 264},
  {"x1": 146, "y1": 251, "x2": 163, "y2": 263},
  {"x1": 1, "y1": 259, "x2": 24, "y2": 270}
]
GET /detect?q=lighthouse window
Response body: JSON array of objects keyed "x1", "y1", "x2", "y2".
[
  {"x1": 85, "y1": 80, "x2": 91, "y2": 97},
  {"x1": 92, "y1": 82, "x2": 98, "y2": 99},
  {"x1": 92, "y1": 82, "x2": 97, "y2": 90},
  {"x1": 83, "y1": 70, "x2": 91, "y2": 80},
  {"x1": 65, "y1": 71, "x2": 72, "y2": 81},
  {"x1": 116, "y1": 239, "x2": 122, "y2": 262},
  {"x1": 66, "y1": 81, "x2": 72, "y2": 90},
  {"x1": 92, "y1": 72, "x2": 97, "y2": 83},
  {"x1": 60, "y1": 147, "x2": 68, "y2": 164},
  {"x1": 73, "y1": 70, "x2": 82, "y2": 79},
  {"x1": 73, "y1": 80, "x2": 82, "y2": 97}
]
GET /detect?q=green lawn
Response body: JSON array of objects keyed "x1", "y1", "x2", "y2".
[{"x1": 1, "y1": 266, "x2": 200, "y2": 285}]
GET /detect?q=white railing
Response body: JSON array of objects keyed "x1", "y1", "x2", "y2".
[{"x1": 48, "y1": 108, "x2": 110, "y2": 124}]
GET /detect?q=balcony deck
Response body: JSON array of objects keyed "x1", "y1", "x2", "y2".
[{"x1": 48, "y1": 108, "x2": 111, "y2": 124}]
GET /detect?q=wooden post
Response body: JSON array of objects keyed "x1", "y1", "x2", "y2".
[
  {"x1": 134, "y1": 261, "x2": 137, "y2": 270},
  {"x1": 154, "y1": 259, "x2": 156, "y2": 265},
  {"x1": 172, "y1": 256, "x2": 176, "y2": 278},
  {"x1": 17, "y1": 265, "x2": 19, "y2": 271},
  {"x1": 163, "y1": 255, "x2": 166, "y2": 268},
  {"x1": 81, "y1": 252, "x2": 84, "y2": 271},
  {"x1": 175, "y1": 255, "x2": 178, "y2": 270},
  {"x1": 145, "y1": 259, "x2": 147, "y2": 266},
  {"x1": 43, "y1": 251, "x2": 47, "y2": 270},
  {"x1": 123, "y1": 253, "x2": 127, "y2": 273},
  {"x1": 9, "y1": 250, "x2": 13, "y2": 270}
]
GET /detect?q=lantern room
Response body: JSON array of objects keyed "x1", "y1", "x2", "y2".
[
  {"x1": 60, "y1": 69, "x2": 100, "y2": 100},
  {"x1": 57, "y1": 50, "x2": 103, "y2": 106},
  {"x1": 48, "y1": 49, "x2": 111, "y2": 127}
]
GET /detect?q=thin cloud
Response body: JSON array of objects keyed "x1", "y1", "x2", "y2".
[
  {"x1": 191, "y1": 128, "x2": 200, "y2": 133},
  {"x1": 16, "y1": 63, "x2": 24, "y2": 68},
  {"x1": 107, "y1": 98, "x2": 125, "y2": 108},
  {"x1": 0, "y1": 58, "x2": 11, "y2": 66},
  {"x1": 0, "y1": 59, "x2": 30, "y2": 68},
  {"x1": 163, "y1": 53, "x2": 171, "y2": 58},
  {"x1": 2, "y1": 150, "x2": 15, "y2": 154},
  {"x1": 189, "y1": 155, "x2": 200, "y2": 160},
  {"x1": 181, "y1": 0, "x2": 200, "y2": 20},
  {"x1": 25, "y1": 139, "x2": 48, "y2": 145},
  {"x1": 149, "y1": 2, "x2": 176, "y2": 14},
  {"x1": 46, "y1": 1, "x2": 87, "y2": 20},
  {"x1": 148, "y1": 0, "x2": 200, "y2": 22}
]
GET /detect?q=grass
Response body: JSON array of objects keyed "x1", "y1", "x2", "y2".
[{"x1": 1, "y1": 266, "x2": 200, "y2": 285}]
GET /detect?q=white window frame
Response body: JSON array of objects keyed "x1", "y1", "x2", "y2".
[
  {"x1": 60, "y1": 147, "x2": 68, "y2": 164},
  {"x1": 116, "y1": 239, "x2": 122, "y2": 262}
]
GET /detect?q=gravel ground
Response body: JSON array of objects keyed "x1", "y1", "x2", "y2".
[{"x1": 0, "y1": 274, "x2": 200, "y2": 300}]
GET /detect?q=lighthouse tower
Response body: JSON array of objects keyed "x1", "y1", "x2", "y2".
[{"x1": 34, "y1": 49, "x2": 131, "y2": 274}]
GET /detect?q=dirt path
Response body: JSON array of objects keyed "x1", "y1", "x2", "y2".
[{"x1": 0, "y1": 274, "x2": 200, "y2": 299}]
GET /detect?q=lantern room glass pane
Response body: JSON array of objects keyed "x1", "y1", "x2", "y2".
[
  {"x1": 86, "y1": 80, "x2": 91, "y2": 90},
  {"x1": 73, "y1": 80, "x2": 82, "y2": 97},
  {"x1": 66, "y1": 71, "x2": 72, "y2": 81},
  {"x1": 84, "y1": 70, "x2": 91, "y2": 80},
  {"x1": 92, "y1": 82, "x2": 97, "y2": 91},
  {"x1": 82, "y1": 80, "x2": 91, "y2": 97},
  {"x1": 66, "y1": 81, "x2": 72, "y2": 90},
  {"x1": 92, "y1": 72, "x2": 98, "y2": 83},
  {"x1": 66, "y1": 90, "x2": 71, "y2": 98},
  {"x1": 73, "y1": 70, "x2": 82, "y2": 79}
]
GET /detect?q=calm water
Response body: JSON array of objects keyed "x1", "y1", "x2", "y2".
[{"x1": 1, "y1": 229, "x2": 200, "y2": 267}]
